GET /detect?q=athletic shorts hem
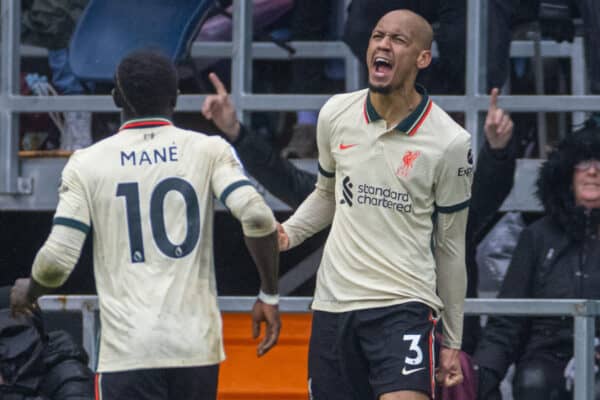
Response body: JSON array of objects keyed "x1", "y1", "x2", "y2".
[
  {"x1": 97, "y1": 357, "x2": 224, "y2": 373},
  {"x1": 374, "y1": 385, "x2": 431, "y2": 399}
]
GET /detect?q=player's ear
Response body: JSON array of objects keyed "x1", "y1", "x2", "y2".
[
  {"x1": 416, "y1": 49, "x2": 432, "y2": 70},
  {"x1": 112, "y1": 87, "x2": 124, "y2": 109}
]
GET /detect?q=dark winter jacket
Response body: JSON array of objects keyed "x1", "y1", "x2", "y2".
[
  {"x1": 474, "y1": 125, "x2": 600, "y2": 379},
  {"x1": 233, "y1": 124, "x2": 316, "y2": 208},
  {"x1": 0, "y1": 310, "x2": 94, "y2": 400}
]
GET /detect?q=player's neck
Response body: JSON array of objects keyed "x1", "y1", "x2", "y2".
[
  {"x1": 121, "y1": 110, "x2": 173, "y2": 123},
  {"x1": 369, "y1": 84, "x2": 421, "y2": 129}
]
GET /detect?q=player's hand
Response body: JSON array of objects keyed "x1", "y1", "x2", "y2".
[
  {"x1": 436, "y1": 346, "x2": 463, "y2": 387},
  {"x1": 484, "y1": 88, "x2": 513, "y2": 150},
  {"x1": 251, "y1": 299, "x2": 281, "y2": 357},
  {"x1": 276, "y1": 223, "x2": 289, "y2": 251},
  {"x1": 201, "y1": 72, "x2": 241, "y2": 142},
  {"x1": 10, "y1": 278, "x2": 36, "y2": 318}
]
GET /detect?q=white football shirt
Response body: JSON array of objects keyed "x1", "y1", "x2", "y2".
[{"x1": 53, "y1": 118, "x2": 254, "y2": 372}]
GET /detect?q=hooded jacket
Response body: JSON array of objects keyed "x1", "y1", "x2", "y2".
[
  {"x1": 0, "y1": 309, "x2": 94, "y2": 400},
  {"x1": 474, "y1": 123, "x2": 600, "y2": 377}
]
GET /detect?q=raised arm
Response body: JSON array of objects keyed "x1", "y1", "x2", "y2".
[{"x1": 202, "y1": 72, "x2": 316, "y2": 207}]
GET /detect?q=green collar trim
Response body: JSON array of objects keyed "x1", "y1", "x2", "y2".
[{"x1": 364, "y1": 85, "x2": 432, "y2": 136}]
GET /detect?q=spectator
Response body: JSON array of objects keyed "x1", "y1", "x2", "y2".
[
  {"x1": 463, "y1": 88, "x2": 517, "y2": 354},
  {"x1": 280, "y1": 0, "x2": 335, "y2": 159},
  {"x1": 0, "y1": 286, "x2": 94, "y2": 400},
  {"x1": 475, "y1": 120, "x2": 600, "y2": 400},
  {"x1": 10, "y1": 50, "x2": 280, "y2": 400}
]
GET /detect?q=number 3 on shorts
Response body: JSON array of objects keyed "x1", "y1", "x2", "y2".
[{"x1": 402, "y1": 334, "x2": 423, "y2": 366}]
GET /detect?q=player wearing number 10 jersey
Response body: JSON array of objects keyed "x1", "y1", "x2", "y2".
[{"x1": 9, "y1": 50, "x2": 281, "y2": 400}]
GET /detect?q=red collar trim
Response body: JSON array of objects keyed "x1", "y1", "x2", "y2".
[{"x1": 119, "y1": 118, "x2": 172, "y2": 131}]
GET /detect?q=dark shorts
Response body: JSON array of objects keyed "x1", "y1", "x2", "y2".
[
  {"x1": 95, "y1": 364, "x2": 219, "y2": 400},
  {"x1": 308, "y1": 302, "x2": 437, "y2": 400}
]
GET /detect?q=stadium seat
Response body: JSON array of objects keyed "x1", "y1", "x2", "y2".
[
  {"x1": 69, "y1": 0, "x2": 217, "y2": 82},
  {"x1": 219, "y1": 313, "x2": 311, "y2": 400}
]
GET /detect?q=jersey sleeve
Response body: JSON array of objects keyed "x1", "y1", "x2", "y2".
[
  {"x1": 211, "y1": 139, "x2": 276, "y2": 237},
  {"x1": 434, "y1": 131, "x2": 472, "y2": 213},
  {"x1": 434, "y1": 208, "x2": 468, "y2": 348},
  {"x1": 316, "y1": 100, "x2": 336, "y2": 191},
  {"x1": 53, "y1": 153, "x2": 92, "y2": 235},
  {"x1": 211, "y1": 139, "x2": 254, "y2": 204}
]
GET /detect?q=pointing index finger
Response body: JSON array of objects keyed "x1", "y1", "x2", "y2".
[
  {"x1": 489, "y1": 87, "x2": 499, "y2": 111},
  {"x1": 208, "y1": 72, "x2": 228, "y2": 96}
]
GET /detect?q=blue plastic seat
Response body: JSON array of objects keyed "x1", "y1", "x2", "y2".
[{"x1": 69, "y1": 0, "x2": 216, "y2": 82}]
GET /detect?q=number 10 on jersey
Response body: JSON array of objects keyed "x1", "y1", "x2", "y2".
[{"x1": 116, "y1": 177, "x2": 201, "y2": 263}]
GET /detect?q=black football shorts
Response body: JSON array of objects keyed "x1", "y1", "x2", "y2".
[
  {"x1": 95, "y1": 364, "x2": 219, "y2": 400},
  {"x1": 309, "y1": 302, "x2": 437, "y2": 399}
]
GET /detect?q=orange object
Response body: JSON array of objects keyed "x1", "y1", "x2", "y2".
[{"x1": 218, "y1": 313, "x2": 312, "y2": 400}]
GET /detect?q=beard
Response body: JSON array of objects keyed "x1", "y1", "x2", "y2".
[
  {"x1": 369, "y1": 79, "x2": 404, "y2": 95},
  {"x1": 368, "y1": 83, "x2": 392, "y2": 94}
]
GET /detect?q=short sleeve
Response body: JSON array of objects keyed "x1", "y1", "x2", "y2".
[
  {"x1": 210, "y1": 139, "x2": 254, "y2": 205},
  {"x1": 53, "y1": 154, "x2": 91, "y2": 235},
  {"x1": 435, "y1": 132, "x2": 473, "y2": 213}
]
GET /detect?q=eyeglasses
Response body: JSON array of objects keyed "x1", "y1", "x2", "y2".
[{"x1": 575, "y1": 160, "x2": 600, "y2": 171}]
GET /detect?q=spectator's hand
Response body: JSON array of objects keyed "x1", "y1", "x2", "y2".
[
  {"x1": 251, "y1": 299, "x2": 281, "y2": 357},
  {"x1": 276, "y1": 223, "x2": 289, "y2": 251},
  {"x1": 10, "y1": 278, "x2": 35, "y2": 318},
  {"x1": 436, "y1": 347, "x2": 463, "y2": 387},
  {"x1": 484, "y1": 88, "x2": 513, "y2": 150},
  {"x1": 201, "y1": 72, "x2": 241, "y2": 142}
]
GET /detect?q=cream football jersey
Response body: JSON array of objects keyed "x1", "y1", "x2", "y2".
[
  {"x1": 312, "y1": 88, "x2": 472, "y2": 316},
  {"x1": 53, "y1": 118, "x2": 252, "y2": 372}
]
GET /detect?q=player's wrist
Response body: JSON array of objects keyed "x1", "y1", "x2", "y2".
[{"x1": 257, "y1": 290, "x2": 279, "y2": 305}]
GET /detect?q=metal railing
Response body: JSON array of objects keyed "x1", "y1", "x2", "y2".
[
  {"x1": 38, "y1": 296, "x2": 600, "y2": 400},
  {"x1": 2, "y1": 0, "x2": 600, "y2": 201}
]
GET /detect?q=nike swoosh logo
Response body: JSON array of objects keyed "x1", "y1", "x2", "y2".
[
  {"x1": 339, "y1": 143, "x2": 358, "y2": 150},
  {"x1": 401, "y1": 366, "x2": 426, "y2": 375}
]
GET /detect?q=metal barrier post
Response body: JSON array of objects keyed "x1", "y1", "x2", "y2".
[
  {"x1": 571, "y1": 36, "x2": 587, "y2": 126},
  {"x1": 0, "y1": 0, "x2": 20, "y2": 194},
  {"x1": 231, "y1": 0, "x2": 253, "y2": 125},
  {"x1": 465, "y1": 0, "x2": 486, "y2": 155},
  {"x1": 574, "y1": 304, "x2": 596, "y2": 400},
  {"x1": 81, "y1": 300, "x2": 98, "y2": 370}
]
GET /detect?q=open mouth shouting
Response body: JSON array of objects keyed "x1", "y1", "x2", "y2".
[{"x1": 371, "y1": 56, "x2": 393, "y2": 81}]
